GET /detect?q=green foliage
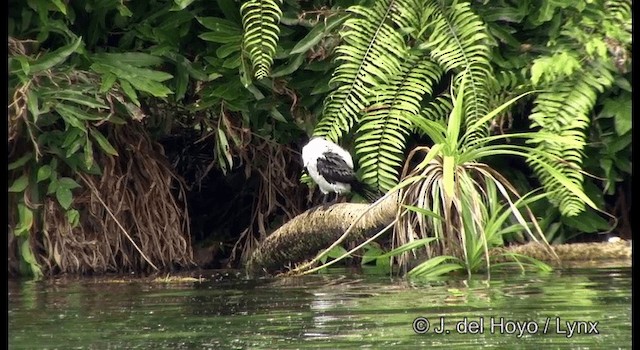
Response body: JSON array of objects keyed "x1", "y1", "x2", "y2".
[
  {"x1": 476, "y1": 0, "x2": 631, "y2": 219},
  {"x1": 240, "y1": 0, "x2": 283, "y2": 79},
  {"x1": 7, "y1": 0, "x2": 632, "y2": 276},
  {"x1": 313, "y1": 0, "x2": 407, "y2": 142},
  {"x1": 420, "y1": 2, "x2": 494, "y2": 144},
  {"x1": 307, "y1": 0, "x2": 495, "y2": 193},
  {"x1": 356, "y1": 56, "x2": 442, "y2": 191},
  {"x1": 8, "y1": 0, "x2": 352, "y2": 275},
  {"x1": 394, "y1": 74, "x2": 567, "y2": 277},
  {"x1": 528, "y1": 67, "x2": 613, "y2": 216}
]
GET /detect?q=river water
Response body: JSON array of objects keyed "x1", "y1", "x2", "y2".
[{"x1": 8, "y1": 266, "x2": 631, "y2": 349}]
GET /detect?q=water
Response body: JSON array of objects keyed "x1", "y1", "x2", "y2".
[{"x1": 9, "y1": 267, "x2": 631, "y2": 349}]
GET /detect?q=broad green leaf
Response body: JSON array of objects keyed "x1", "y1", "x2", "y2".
[
  {"x1": 91, "y1": 62, "x2": 173, "y2": 82},
  {"x1": 117, "y1": 4, "x2": 133, "y2": 17},
  {"x1": 89, "y1": 128, "x2": 119, "y2": 156},
  {"x1": 93, "y1": 52, "x2": 164, "y2": 67},
  {"x1": 222, "y1": 54, "x2": 242, "y2": 69},
  {"x1": 174, "y1": 62, "x2": 189, "y2": 102},
  {"x1": 26, "y1": 90, "x2": 40, "y2": 123},
  {"x1": 118, "y1": 79, "x2": 139, "y2": 106},
  {"x1": 9, "y1": 153, "x2": 33, "y2": 170},
  {"x1": 50, "y1": 0, "x2": 67, "y2": 14},
  {"x1": 361, "y1": 244, "x2": 384, "y2": 265},
  {"x1": 270, "y1": 107, "x2": 286, "y2": 122},
  {"x1": 197, "y1": 17, "x2": 242, "y2": 32},
  {"x1": 48, "y1": 91, "x2": 108, "y2": 110},
  {"x1": 561, "y1": 210, "x2": 611, "y2": 233},
  {"x1": 171, "y1": 0, "x2": 197, "y2": 11},
  {"x1": 84, "y1": 138, "x2": 94, "y2": 170},
  {"x1": 56, "y1": 103, "x2": 106, "y2": 121},
  {"x1": 290, "y1": 14, "x2": 347, "y2": 55},
  {"x1": 216, "y1": 43, "x2": 241, "y2": 59},
  {"x1": 326, "y1": 245, "x2": 349, "y2": 259},
  {"x1": 47, "y1": 178, "x2": 58, "y2": 195},
  {"x1": 163, "y1": 52, "x2": 210, "y2": 81},
  {"x1": 65, "y1": 138, "x2": 84, "y2": 158},
  {"x1": 126, "y1": 77, "x2": 173, "y2": 97},
  {"x1": 99, "y1": 73, "x2": 117, "y2": 93},
  {"x1": 9, "y1": 175, "x2": 29, "y2": 193},
  {"x1": 271, "y1": 53, "x2": 305, "y2": 77},
  {"x1": 66, "y1": 209, "x2": 80, "y2": 228},
  {"x1": 20, "y1": 239, "x2": 43, "y2": 278},
  {"x1": 37, "y1": 165, "x2": 52, "y2": 183},
  {"x1": 15, "y1": 203, "x2": 34, "y2": 236},
  {"x1": 217, "y1": 0, "x2": 242, "y2": 24},
  {"x1": 199, "y1": 32, "x2": 242, "y2": 44},
  {"x1": 29, "y1": 36, "x2": 82, "y2": 73},
  {"x1": 56, "y1": 186, "x2": 73, "y2": 210},
  {"x1": 614, "y1": 105, "x2": 631, "y2": 136},
  {"x1": 62, "y1": 127, "x2": 83, "y2": 148},
  {"x1": 56, "y1": 104, "x2": 87, "y2": 131}
]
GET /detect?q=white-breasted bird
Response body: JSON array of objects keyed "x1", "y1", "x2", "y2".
[{"x1": 302, "y1": 137, "x2": 375, "y2": 202}]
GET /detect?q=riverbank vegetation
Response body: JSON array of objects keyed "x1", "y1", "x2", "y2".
[{"x1": 8, "y1": 0, "x2": 631, "y2": 278}]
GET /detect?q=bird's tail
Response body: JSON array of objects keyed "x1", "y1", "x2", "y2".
[{"x1": 351, "y1": 181, "x2": 383, "y2": 203}]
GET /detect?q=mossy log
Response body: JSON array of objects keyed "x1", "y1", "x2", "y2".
[
  {"x1": 492, "y1": 240, "x2": 632, "y2": 267},
  {"x1": 246, "y1": 194, "x2": 399, "y2": 275},
  {"x1": 246, "y1": 194, "x2": 632, "y2": 275}
]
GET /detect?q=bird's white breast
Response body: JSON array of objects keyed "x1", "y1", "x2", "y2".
[{"x1": 302, "y1": 137, "x2": 353, "y2": 195}]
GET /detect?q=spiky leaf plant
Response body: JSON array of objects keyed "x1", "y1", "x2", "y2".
[{"x1": 394, "y1": 72, "x2": 596, "y2": 277}]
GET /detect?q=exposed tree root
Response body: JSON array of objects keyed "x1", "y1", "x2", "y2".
[{"x1": 34, "y1": 123, "x2": 194, "y2": 274}]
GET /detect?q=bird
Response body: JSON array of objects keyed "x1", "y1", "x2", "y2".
[{"x1": 302, "y1": 137, "x2": 376, "y2": 203}]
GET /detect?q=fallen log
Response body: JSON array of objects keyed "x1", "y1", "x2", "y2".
[{"x1": 246, "y1": 193, "x2": 632, "y2": 276}]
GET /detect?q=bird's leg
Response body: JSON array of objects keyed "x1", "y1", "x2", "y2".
[{"x1": 322, "y1": 194, "x2": 329, "y2": 204}]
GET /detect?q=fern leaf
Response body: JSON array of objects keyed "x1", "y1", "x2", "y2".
[
  {"x1": 420, "y1": 2, "x2": 494, "y2": 144},
  {"x1": 240, "y1": 0, "x2": 282, "y2": 80},
  {"x1": 313, "y1": 0, "x2": 406, "y2": 142},
  {"x1": 527, "y1": 64, "x2": 613, "y2": 216},
  {"x1": 356, "y1": 55, "x2": 443, "y2": 191},
  {"x1": 420, "y1": 94, "x2": 454, "y2": 124}
]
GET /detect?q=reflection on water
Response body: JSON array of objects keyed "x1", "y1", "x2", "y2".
[{"x1": 9, "y1": 267, "x2": 632, "y2": 349}]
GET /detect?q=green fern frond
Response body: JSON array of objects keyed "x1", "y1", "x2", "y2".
[
  {"x1": 420, "y1": 94, "x2": 454, "y2": 124},
  {"x1": 313, "y1": 0, "x2": 406, "y2": 142},
  {"x1": 605, "y1": 0, "x2": 631, "y2": 27},
  {"x1": 356, "y1": 55, "x2": 443, "y2": 192},
  {"x1": 527, "y1": 64, "x2": 614, "y2": 216},
  {"x1": 420, "y1": 2, "x2": 494, "y2": 144},
  {"x1": 240, "y1": 0, "x2": 282, "y2": 80}
]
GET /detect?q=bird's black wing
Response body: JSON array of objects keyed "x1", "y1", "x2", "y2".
[{"x1": 317, "y1": 151, "x2": 357, "y2": 184}]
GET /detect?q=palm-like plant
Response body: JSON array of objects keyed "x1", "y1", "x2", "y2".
[{"x1": 394, "y1": 73, "x2": 598, "y2": 277}]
